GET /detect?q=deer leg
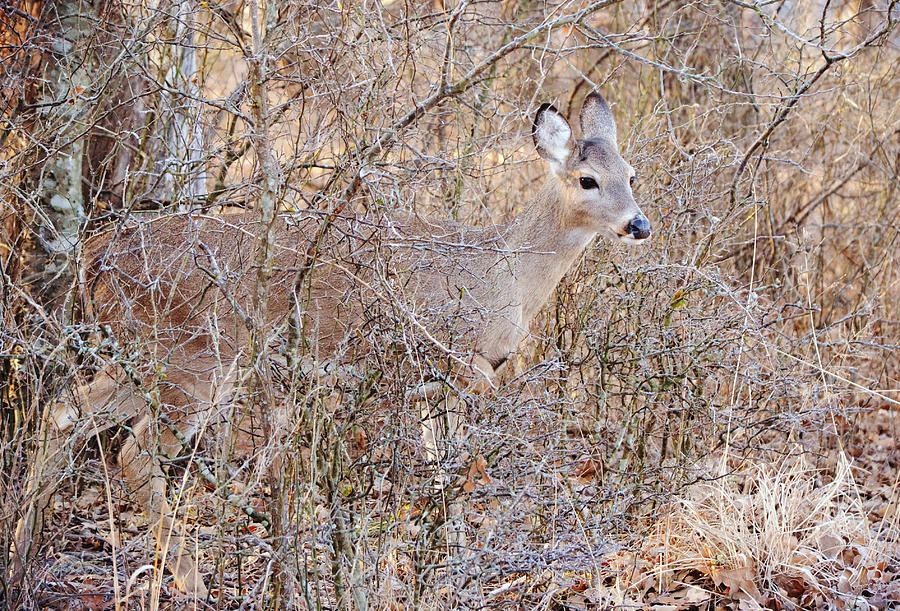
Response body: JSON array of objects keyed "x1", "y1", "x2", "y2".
[
  {"x1": 119, "y1": 413, "x2": 208, "y2": 599},
  {"x1": 442, "y1": 394, "x2": 467, "y2": 550},
  {"x1": 426, "y1": 356, "x2": 495, "y2": 551},
  {"x1": 419, "y1": 399, "x2": 440, "y2": 475},
  {"x1": 117, "y1": 356, "x2": 236, "y2": 600},
  {"x1": 419, "y1": 388, "x2": 469, "y2": 551},
  {"x1": 10, "y1": 408, "x2": 69, "y2": 588},
  {"x1": 418, "y1": 353, "x2": 493, "y2": 464},
  {"x1": 10, "y1": 367, "x2": 141, "y2": 588}
]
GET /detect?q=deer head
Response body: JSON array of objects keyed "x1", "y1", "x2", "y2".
[{"x1": 532, "y1": 92, "x2": 651, "y2": 243}]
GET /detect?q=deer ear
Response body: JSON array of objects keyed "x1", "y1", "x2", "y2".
[
  {"x1": 533, "y1": 103, "x2": 573, "y2": 175},
  {"x1": 580, "y1": 92, "x2": 617, "y2": 144}
]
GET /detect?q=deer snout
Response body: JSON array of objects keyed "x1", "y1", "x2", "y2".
[{"x1": 626, "y1": 215, "x2": 651, "y2": 240}]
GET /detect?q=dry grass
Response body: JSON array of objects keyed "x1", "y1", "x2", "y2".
[{"x1": 664, "y1": 452, "x2": 899, "y2": 609}]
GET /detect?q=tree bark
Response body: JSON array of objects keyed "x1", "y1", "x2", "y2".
[{"x1": 24, "y1": 0, "x2": 95, "y2": 308}]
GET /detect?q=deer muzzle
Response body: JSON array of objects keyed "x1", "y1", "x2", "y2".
[{"x1": 626, "y1": 215, "x2": 651, "y2": 240}]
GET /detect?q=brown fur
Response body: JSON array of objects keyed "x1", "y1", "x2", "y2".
[{"x1": 11, "y1": 92, "x2": 649, "y2": 597}]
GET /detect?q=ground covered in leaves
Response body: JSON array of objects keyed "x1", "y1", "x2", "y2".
[{"x1": 20, "y1": 403, "x2": 898, "y2": 610}]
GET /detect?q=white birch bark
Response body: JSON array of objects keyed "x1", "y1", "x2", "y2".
[{"x1": 38, "y1": 1, "x2": 93, "y2": 272}]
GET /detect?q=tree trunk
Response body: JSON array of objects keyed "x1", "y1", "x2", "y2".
[{"x1": 23, "y1": 0, "x2": 95, "y2": 309}]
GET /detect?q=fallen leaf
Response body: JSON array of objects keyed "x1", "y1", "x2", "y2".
[
  {"x1": 773, "y1": 574, "x2": 806, "y2": 598},
  {"x1": 75, "y1": 487, "x2": 102, "y2": 511},
  {"x1": 710, "y1": 562, "x2": 763, "y2": 603},
  {"x1": 818, "y1": 533, "x2": 843, "y2": 559},
  {"x1": 576, "y1": 458, "x2": 598, "y2": 481}
]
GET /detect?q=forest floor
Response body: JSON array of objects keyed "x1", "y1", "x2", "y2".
[{"x1": 20, "y1": 405, "x2": 900, "y2": 610}]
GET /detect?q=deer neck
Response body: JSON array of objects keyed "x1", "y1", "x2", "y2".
[{"x1": 503, "y1": 178, "x2": 596, "y2": 326}]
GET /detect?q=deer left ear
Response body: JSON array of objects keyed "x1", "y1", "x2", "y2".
[
  {"x1": 533, "y1": 103, "x2": 573, "y2": 175},
  {"x1": 580, "y1": 92, "x2": 617, "y2": 144}
]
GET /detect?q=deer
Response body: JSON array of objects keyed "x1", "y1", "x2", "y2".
[{"x1": 10, "y1": 91, "x2": 651, "y2": 599}]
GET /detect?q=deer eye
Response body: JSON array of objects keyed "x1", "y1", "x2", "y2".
[
  {"x1": 630, "y1": 175, "x2": 637, "y2": 187},
  {"x1": 579, "y1": 176, "x2": 598, "y2": 190}
]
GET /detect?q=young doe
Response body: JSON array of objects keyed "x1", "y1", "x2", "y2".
[{"x1": 12, "y1": 92, "x2": 651, "y2": 597}]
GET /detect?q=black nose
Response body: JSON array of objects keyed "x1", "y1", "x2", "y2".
[{"x1": 627, "y1": 216, "x2": 651, "y2": 240}]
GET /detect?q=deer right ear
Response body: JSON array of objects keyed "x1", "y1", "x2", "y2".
[
  {"x1": 532, "y1": 103, "x2": 573, "y2": 175},
  {"x1": 580, "y1": 92, "x2": 617, "y2": 144}
]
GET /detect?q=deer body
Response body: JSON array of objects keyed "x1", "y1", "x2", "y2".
[{"x1": 12, "y1": 92, "x2": 650, "y2": 598}]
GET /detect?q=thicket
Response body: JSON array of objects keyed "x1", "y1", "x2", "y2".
[{"x1": 1, "y1": 0, "x2": 898, "y2": 608}]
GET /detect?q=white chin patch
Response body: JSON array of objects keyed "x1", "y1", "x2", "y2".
[{"x1": 616, "y1": 232, "x2": 650, "y2": 245}]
